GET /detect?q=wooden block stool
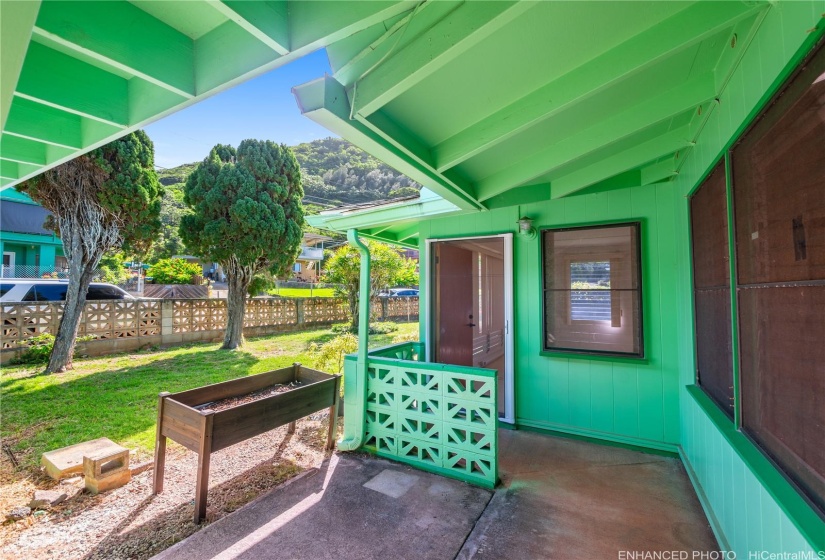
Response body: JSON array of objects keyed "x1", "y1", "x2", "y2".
[{"x1": 83, "y1": 446, "x2": 131, "y2": 494}]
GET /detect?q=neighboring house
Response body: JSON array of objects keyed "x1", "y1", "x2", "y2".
[
  {"x1": 2, "y1": 3, "x2": 824, "y2": 557},
  {"x1": 0, "y1": 189, "x2": 64, "y2": 278},
  {"x1": 292, "y1": 233, "x2": 334, "y2": 282}
]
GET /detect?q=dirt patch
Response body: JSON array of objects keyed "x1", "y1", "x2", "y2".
[
  {"x1": 194, "y1": 381, "x2": 302, "y2": 413},
  {"x1": 0, "y1": 413, "x2": 335, "y2": 560}
]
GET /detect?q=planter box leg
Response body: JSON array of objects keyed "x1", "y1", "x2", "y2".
[
  {"x1": 287, "y1": 421, "x2": 297, "y2": 434},
  {"x1": 153, "y1": 392, "x2": 170, "y2": 494},
  {"x1": 195, "y1": 412, "x2": 214, "y2": 524},
  {"x1": 326, "y1": 376, "x2": 341, "y2": 451}
]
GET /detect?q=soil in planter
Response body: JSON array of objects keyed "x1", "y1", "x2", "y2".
[{"x1": 193, "y1": 382, "x2": 303, "y2": 413}]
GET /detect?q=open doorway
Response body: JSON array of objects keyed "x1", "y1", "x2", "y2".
[{"x1": 426, "y1": 234, "x2": 514, "y2": 423}]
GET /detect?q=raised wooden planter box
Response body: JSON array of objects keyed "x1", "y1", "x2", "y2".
[{"x1": 152, "y1": 363, "x2": 340, "y2": 522}]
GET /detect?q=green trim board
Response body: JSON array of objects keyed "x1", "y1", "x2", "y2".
[
  {"x1": 516, "y1": 420, "x2": 679, "y2": 456},
  {"x1": 722, "y1": 152, "x2": 742, "y2": 429}
]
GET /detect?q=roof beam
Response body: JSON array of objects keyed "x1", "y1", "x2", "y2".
[
  {"x1": 293, "y1": 75, "x2": 481, "y2": 211},
  {"x1": 209, "y1": 1, "x2": 289, "y2": 55},
  {"x1": 15, "y1": 41, "x2": 129, "y2": 127},
  {"x1": 474, "y1": 74, "x2": 715, "y2": 200},
  {"x1": 0, "y1": 135, "x2": 47, "y2": 165},
  {"x1": 351, "y1": 1, "x2": 534, "y2": 117},
  {"x1": 641, "y1": 158, "x2": 680, "y2": 186},
  {"x1": 33, "y1": 1, "x2": 195, "y2": 98},
  {"x1": 0, "y1": 159, "x2": 40, "y2": 180},
  {"x1": 290, "y1": 1, "x2": 420, "y2": 53},
  {"x1": 0, "y1": 135, "x2": 74, "y2": 167},
  {"x1": 331, "y1": 0, "x2": 447, "y2": 86},
  {"x1": 1, "y1": 0, "x2": 40, "y2": 130},
  {"x1": 395, "y1": 224, "x2": 420, "y2": 243},
  {"x1": 4, "y1": 97, "x2": 83, "y2": 149},
  {"x1": 483, "y1": 183, "x2": 551, "y2": 210},
  {"x1": 550, "y1": 128, "x2": 691, "y2": 199},
  {"x1": 433, "y1": 1, "x2": 766, "y2": 171}
]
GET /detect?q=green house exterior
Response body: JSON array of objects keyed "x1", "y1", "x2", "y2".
[
  {"x1": 0, "y1": 188, "x2": 63, "y2": 277},
  {"x1": 1, "y1": 1, "x2": 824, "y2": 556}
]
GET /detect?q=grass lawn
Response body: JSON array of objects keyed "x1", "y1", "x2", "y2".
[
  {"x1": 1, "y1": 322, "x2": 418, "y2": 471},
  {"x1": 268, "y1": 287, "x2": 337, "y2": 298}
]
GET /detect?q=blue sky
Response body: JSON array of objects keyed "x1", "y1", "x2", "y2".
[{"x1": 145, "y1": 49, "x2": 336, "y2": 169}]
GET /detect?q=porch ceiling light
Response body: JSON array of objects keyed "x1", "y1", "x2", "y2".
[{"x1": 517, "y1": 216, "x2": 536, "y2": 239}]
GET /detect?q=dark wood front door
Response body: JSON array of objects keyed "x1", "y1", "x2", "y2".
[{"x1": 434, "y1": 242, "x2": 474, "y2": 366}]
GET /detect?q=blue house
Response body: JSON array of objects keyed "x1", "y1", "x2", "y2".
[{"x1": 0, "y1": 188, "x2": 64, "y2": 278}]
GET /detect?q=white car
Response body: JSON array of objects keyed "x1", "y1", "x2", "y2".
[{"x1": 0, "y1": 279, "x2": 134, "y2": 302}]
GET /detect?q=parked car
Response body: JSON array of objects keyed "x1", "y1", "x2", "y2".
[
  {"x1": 378, "y1": 288, "x2": 419, "y2": 298},
  {"x1": 0, "y1": 279, "x2": 135, "y2": 302}
]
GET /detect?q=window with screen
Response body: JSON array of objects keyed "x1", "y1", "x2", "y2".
[
  {"x1": 690, "y1": 163, "x2": 734, "y2": 418},
  {"x1": 541, "y1": 223, "x2": 642, "y2": 357},
  {"x1": 730, "y1": 38, "x2": 825, "y2": 516}
]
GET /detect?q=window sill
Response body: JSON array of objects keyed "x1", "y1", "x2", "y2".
[{"x1": 539, "y1": 350, "x2": 648, "y2": 364}]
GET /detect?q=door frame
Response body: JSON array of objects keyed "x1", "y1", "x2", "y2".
[
  {"x1": 425, "y1": 233, "x2": 515, "y2": 424},
  {"x1": 2, "y1": 251, "x2": 15, "y2": 278}
]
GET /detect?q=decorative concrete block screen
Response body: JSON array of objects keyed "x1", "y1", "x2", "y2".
[
  {"x1": 1, "y1": 298, "x2": 418, "y2": 362},
  {"x1": 363, "y1": 342, "x2": 498, "y2": 488}
]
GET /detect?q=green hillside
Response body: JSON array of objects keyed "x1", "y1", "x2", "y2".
[{"x1": 148, "y1": 137, "x2": 420, "y2": 260}]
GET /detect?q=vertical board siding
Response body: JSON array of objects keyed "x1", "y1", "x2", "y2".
[
  {"x1": 673, "y1": 2, "x2": 823, "y2": 555},
  {"x1": 420, "y1": 185, "x2": 680, "y2": 450}
]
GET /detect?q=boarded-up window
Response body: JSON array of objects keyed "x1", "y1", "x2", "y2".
[
  {"x1": 541, "y1": 223, "x2": 642, "y2": 357},
  {"x1": 731, "y1": 39, "x2": 825, "y2": 516},
  {"x1": 690, "y1": 163, "x2": 733, "y2": 418}
]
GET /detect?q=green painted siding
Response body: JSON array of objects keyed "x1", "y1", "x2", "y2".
[
  {"x1": 418, "y1": 182, "x2": 683, "y2": 452},
  {"x1": 673, "y1": 2, "x2": 824, "y2": 555}
]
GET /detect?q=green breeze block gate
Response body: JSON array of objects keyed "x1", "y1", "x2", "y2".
[{"x1": 354, "y1": 342, "x2": 498, "y2": 488}]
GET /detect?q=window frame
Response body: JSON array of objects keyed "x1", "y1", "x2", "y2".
[{"x1": 539, "y1": 221, "x2": 644, "y2": 359}]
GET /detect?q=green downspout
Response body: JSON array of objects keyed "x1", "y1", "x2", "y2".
[{"x1": 338, "y1": 228, "x2": 371, "y2": 451}]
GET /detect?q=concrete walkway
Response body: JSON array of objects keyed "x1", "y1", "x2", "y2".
[
  {"x1": 155, "y1": 431, "x2": 717, "y2": 560},
  {"x1": 456, "y1": 430, "x2": 717, "y2": 559},
  {"x1": 153, "y1": 453, "x2": 492, "y2": 560}
]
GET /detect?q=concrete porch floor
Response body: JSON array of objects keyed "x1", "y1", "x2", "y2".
[{"x1": 153, "y1": 430, "x2": 717, "y2": 560}]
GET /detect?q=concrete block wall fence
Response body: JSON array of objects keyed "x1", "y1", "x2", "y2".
[{"x1": 0, "y1": 297, "x2": 419, "y2": 364}]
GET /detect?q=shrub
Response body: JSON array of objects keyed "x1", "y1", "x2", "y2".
[
  {"x1": 309, "y1": 333, "x2": 357, "y2": 377},
  {"x1": 247, "y1": 273, "x2": 276, "y2": 297},
  {"x1": 13, "y1": 333, "x2": 96, "y2": 365},
  {"x1": 148, "y1": 258, "x2": 201, "y2": 284},
  {"x1": 392, "y1": 331, "x2": 419, "y2": 343},
  {"x1": 369, "y1": 322, "x2": 398, "y2": 334},
  {"x1": 330, "y1": 321, "x2": 398, "y2": 335}
]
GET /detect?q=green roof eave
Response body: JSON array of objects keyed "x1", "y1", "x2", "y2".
[
  {"x1": 307, "y1": 189, "x2": 462, "y2": 230},
  {"x1": 292, "y1": 75, "x2": 483, "y2": 212}
]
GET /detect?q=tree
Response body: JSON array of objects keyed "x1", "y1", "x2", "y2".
[
  {"x1": 180, "y1": 140, "x2": 304, "y2": 349},
  {"x1": 322, "y1": 241, "x2": 414, "y2": 331},
  {"x1": 17, "y1": 131, "x2": 162, "y2": 373}
]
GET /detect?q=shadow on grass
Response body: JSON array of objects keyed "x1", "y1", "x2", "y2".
[{"x1": 1, "y1": 347, "x2": 264, "y2": 471}]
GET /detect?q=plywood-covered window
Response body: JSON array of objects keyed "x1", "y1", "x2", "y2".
[
  {"x1": 541, "y1": 223, "x2": 642, "y2": 357},
  {"x1": 690, "y1": 163, "x2": 734, "y2": 418},
  {"x1": 731, "y1": 39, "x2": 825, "y2": 516}
]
